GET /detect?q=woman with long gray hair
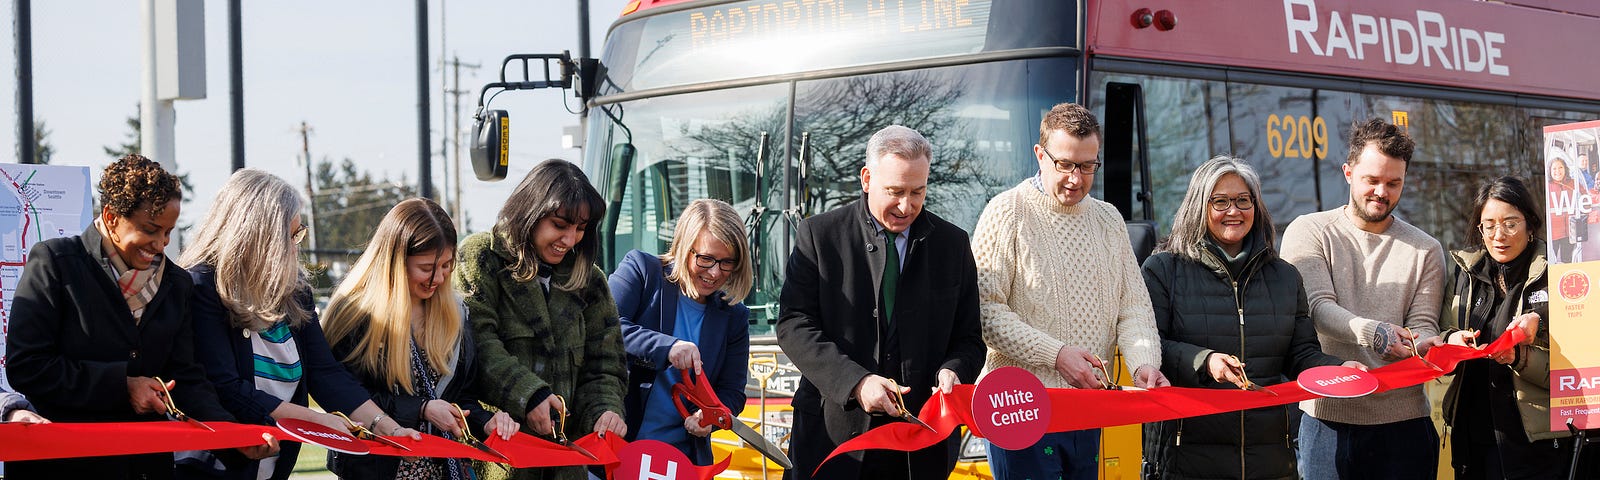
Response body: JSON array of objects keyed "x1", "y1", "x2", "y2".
[
  {"x1": 178, "y1": 169, "x2": 419, "y2": 480},
  {"x1": 1139, "y1": 155, "x2": 1363, "y2": 479}
]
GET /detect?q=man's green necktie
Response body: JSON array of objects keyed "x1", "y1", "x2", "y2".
[{"x1": 882, "y1": 230, "x2": 899, "y2": 321}]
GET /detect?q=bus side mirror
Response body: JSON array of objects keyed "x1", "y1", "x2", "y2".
[{"x1": 471, "y1": 109, "x2": 511, "y2": 181}]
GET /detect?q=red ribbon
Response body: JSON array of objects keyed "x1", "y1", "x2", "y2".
[
  {"x1": 821, "y1": 328, "x2": 1526, "y2": 469},
  {"x1": 0, "y1": 422, "x2": 736, "y2": 479}
]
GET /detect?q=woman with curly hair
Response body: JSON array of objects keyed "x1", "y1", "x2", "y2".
[
  {"x1": 178, "y1": 169, "x2": 419, "y2": 479},
  {"x1": 323, "y1": 198, "x2": 518, "y2": 479},
  {"x1": 5, "y1": 155, "x2": 275, "y2": 479}
]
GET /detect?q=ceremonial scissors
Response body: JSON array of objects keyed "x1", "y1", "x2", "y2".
[
  {"x1": 1402, "y1": 336, "x2": 1443, "y2": 372},
  {"x1": 1093, "y1": 356, "x2": 1122, "y2": 390},
  {"x1": 331, "y1": 411, "x2": 413, "y2": 452},
  {"x1": 883, "y1": 379, "x2": 938, "y2": 433},
  {"x1": 671, "y1": 369, "x2": 794, "y2": 469},
  {"x1": 1225, "y1": 356, "x2": 1278, "y2": 396},
  {"x1": 547, "y1": 394, "x2": 599, "y2": 461},
  {"x1": 153, "y1": 377, "x2": 215, "y2": 432},
  {"x1": 452, "y1": 403, "x2": 511, "y2": 463}
]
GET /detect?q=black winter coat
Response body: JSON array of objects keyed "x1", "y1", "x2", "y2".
[
  {"x1": 1139, "y1": 239, "x2": 1342, "y2": 480},
  {"x1": 776, "y1": 198, "x2": 986, "y2": 480},
  {"x1": 5, "y1": 227, "x2": 238, "y2": 479},
  {"x1": 326, "y1": 315, "x2": 495, "y2": 479}
]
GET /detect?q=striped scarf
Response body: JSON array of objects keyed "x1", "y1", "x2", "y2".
[{"x1": 95, "y1": 218, "x2": 165, "y2": 323}]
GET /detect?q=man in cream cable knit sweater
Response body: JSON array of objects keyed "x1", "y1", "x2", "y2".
[
  {"x1": 971, "y1": 103, "x2": 1167, "y2": 480},
  {"x1": 1280, "y1": 118, "x2": 1447, "y2": 480}
]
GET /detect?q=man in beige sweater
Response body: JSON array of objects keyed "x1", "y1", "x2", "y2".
[
  {"x1": 1280, "y1": 118, "x2": 1447, "y2": 480},
  {"x1": 971, "y1": 103, "x2": 1167, "y2": 480}
]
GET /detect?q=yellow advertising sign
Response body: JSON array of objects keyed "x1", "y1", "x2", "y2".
[{"x1": 1545, "y1": 119, "x2": 1600, "y2": 431}]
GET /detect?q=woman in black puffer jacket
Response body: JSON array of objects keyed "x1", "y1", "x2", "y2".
[{"x1": 1140, "y1": 156, "x2": 1361, "y2": 479}]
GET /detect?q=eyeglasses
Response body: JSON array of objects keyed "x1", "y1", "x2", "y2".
[
  {"x1": 1039, "y1": 146, "x2": 1100, "y2": 175},
  {"x1": 291, "y1": 224, "x2": 309, "y2": 244},
  {"x1": 1210, "y1": 195, "x2": 1255, "y2": 212},
  {"x1": 690, "y1": 250, "x2": 739, "y2": 272},
  {"x1": 1478, "y1": 219, "x2": 1523, "y2": 237}
]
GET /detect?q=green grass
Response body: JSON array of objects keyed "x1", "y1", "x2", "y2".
[{"x1": 293, "y1": 443, "x2": 332, "y2": 474}]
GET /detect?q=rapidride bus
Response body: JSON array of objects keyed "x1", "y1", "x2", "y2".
[{"x1": 571, "y1": 0, "x2": 1600, "y2": 477}]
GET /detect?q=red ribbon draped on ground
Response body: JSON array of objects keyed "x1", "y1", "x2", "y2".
[
  {"x1": 0, "y1": 422, "x2": 731, "y2": 479},
  {"x1": 822, "y1": 328, "x2": 1526, "y2": 469}
]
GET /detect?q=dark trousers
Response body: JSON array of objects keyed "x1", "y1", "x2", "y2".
[
  {"x1": 986, "y1": 429, "x2": 1100, "y2": 480},
  {"x1": 1298, "y1": 413, "x2": 1438, "y2": 480}
]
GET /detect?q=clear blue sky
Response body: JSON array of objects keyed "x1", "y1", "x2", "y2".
[{"x1": 1, "y1": 0, "x2": 629, "y2": 237}]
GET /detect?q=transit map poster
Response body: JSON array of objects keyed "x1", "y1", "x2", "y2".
[
  {"x1": 0, "y1": 163, "x2": 93, "y2": 391},
  {"x1": 1544, "y1": 120, "x2": 1600, "y2": 431}
]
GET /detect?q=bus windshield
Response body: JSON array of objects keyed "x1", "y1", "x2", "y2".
[{"x1": 585, "y1": 57, "x2": 1079, "y2": 332}]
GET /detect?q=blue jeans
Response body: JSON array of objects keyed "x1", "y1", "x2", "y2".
[
  {"x1": 1297, "y1": 413, "x2": 1438, "y2": 480},
  {"x1": 986, "y1": 429, "x2": 1099, "y2": 480}
]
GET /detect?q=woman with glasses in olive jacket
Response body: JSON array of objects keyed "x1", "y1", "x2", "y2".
[{"x1": 1437, "y1": 176, "x2": 1590, "y2": 479}]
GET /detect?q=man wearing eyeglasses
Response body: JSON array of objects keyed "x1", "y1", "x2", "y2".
[
  {"x1": 1279, "y1": 118, "x2": 1447, "y2": 480},
  {"x1": 969, "y1": 102, "x2": 1168, "y2": 480},
  {"x1": 777, "y1": 125, "x2": 987, "y2": 480}
]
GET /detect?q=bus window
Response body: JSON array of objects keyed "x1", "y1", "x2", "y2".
[
  {"x1": 1225, "y1": 83, "x2": 1361, "y2": 234},
  {"x1": 585, "y1": 83, "x2": 793, "y2": 332},
  {"x1": 792, "y1": 58, "x2": 1078, "y2": 233},
  {"x1": 1089, "y1": 72, "x2": 1231, "y2": 237}
]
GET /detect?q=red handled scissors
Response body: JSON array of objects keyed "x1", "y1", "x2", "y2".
[{"x1": 671, "y1": 369, "x2": 793, "y2": 469}]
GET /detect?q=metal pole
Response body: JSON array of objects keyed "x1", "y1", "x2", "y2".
[
  {"x1": 577, "y1": 0, "x2": 590, "y2": 60},
  {"x1": 228, "y1": 0, "x2": 244, "y2": 171},
  {"x1": 416, "y1": 0, "x2": 433, "y2": 199},
  {"x1": 439, "y1": 0, "x2": 450, "y2": 219},
  {"x1": 300, "y1": 121, "x2": 319, "y2": 265},
  {"x1": 15, "y1": 0, "x2": 35, "y2": 165}
]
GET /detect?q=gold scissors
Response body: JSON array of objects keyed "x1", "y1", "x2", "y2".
[
  {"x1": 549, "y1": 394, "x2": 599, "y2": 460},
  {"x1": 884, "y1": 380, "x2": 937, "y2": 432},
  {"x1": 452, "y1": 404, "x2": 511, "y2": 463},
  {"x1": 332, "y1": 411, "x2": 413, "y2": 451},
  {"x1": 153, "y1": 377, "x2": 215, "y2": 432},
  {"x1": 1401, "y1": 336, "x2": 1443, "y2": 372},
  {"x1": 1226, "y1": 357, "x2": 1278, "y2": 396},
  {"x1": 1093, "y1": 356, "x2": 1122, "y2": 390}
]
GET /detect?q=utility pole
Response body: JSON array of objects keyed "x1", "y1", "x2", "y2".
[
  {"x1": 298, "y1": 121, "x2": 319, "y2": 265},
  {"x1": 446, "y1": 55, "x2": 480, "y2": 232},
  {"x1": 15, "y1": 0, "x2": 35, "y2": 165},
  {"x1": 438, "y1": 0, "x2": 449, "y2": 219},
  {"x1": 415, "y1": 0, "x2": 432, "y2": 200}
]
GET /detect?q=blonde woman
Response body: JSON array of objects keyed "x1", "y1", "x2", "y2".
[
  {"x1": 323, "y1": 198, "x2": 518, "y2": 479},
  {"x1": 179, "y1": 169, "x2": 418, "y2": 480},
  {"x1": 612, "y1": 199, "x2": 753, "y2": 464}
]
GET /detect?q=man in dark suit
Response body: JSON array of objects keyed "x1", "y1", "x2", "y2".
[{"x1": 776, "y1": 125, "x2": 986, "y2": 480}]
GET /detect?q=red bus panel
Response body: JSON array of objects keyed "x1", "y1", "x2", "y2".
[{"x1": 1088, "y1": 0, "x2": 1600, "y2": 101}]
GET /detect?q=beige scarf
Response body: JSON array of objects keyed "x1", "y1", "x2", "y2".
[{"x1": 95, "y1": 218, "x2": 165, "y2": 323}]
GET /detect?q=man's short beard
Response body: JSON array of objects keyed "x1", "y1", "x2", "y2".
[{"x1": 1352, "y1": 195, "x2": 1395, "y2": 223}]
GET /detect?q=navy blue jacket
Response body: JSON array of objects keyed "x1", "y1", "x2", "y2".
[
  {"x1": 181, "y1": 264, "x2": 371, "y2": 480},
  {"x1": 611, "y1": 249, "x2": 749, "y2": 465}
]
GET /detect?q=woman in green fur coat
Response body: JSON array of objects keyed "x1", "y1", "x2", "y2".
[{"x1": 455, "y1": 159, "x2": 627, "y2": 480}]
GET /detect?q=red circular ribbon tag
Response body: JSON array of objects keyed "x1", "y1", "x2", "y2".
[
  {"x1": 1297, "y1": 365, "x2": 1379, "y2": 398},
  {"x1": 275, "y1": 418, "x2": 370, "y2": 455},
  {"x1": 970, "y1": 366, "x2": 1051, "y2": 450},
  {"x1": 616, "y1": 439, "x2": 692, "y2": 480}
]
